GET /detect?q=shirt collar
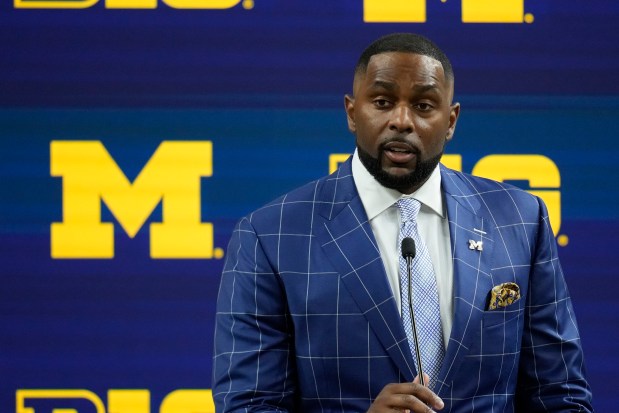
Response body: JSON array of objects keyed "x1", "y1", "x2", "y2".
[{"x1": 351, "y1": 149, "x2": 445, "y2": 220}]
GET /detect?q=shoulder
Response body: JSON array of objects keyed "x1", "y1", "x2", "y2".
[
  {"x1": 440, "y1": 164, "x2": 544, "y2": 222},
  {"x1": 241, "y1": 159, "x2": 357, "y2": 233}
]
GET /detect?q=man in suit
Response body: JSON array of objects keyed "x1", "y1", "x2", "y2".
[{"x1": 212, "y1": 33, "x2": 593, "y2": 412}]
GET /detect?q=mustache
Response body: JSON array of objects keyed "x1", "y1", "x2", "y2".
[{"x1": 378, "y1": 137, "x2": 420, "y2": 154}]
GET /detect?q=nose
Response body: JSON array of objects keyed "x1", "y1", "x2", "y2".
[{"x1": 388, "y1": 104, "x2": 414, "y2": 134}]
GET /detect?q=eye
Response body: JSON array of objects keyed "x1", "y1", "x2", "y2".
[
  {"x1": 373, "y1": 98, "x2": 393, "y2": 109},
  {"x1": 415, "y1": 102, "x2": 434, "y2": 111}
]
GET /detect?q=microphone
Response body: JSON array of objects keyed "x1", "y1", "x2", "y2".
[
  {"x1": 401, "y1": 237, "x2": 426, "y2": 387},
  {"x1": 402, "y1": 237, "x2": 416, "y2": 259}
]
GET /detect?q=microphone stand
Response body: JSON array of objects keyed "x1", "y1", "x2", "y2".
[{"x1": 403, "y1": 238, "x2": 426, "y2": 387}]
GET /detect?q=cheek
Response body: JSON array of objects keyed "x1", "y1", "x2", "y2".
[
  {"x1": 358, "y1": 106, "x2": 386, "y2": 128},
  {"x1": 415, "y1": 122, "x2": 448, "y2": 152},
  {"x1": 355, "y1": 117, "x2": 382, "y2": 142},
  {"x1": 413, "y1": 122, "x2": 432, "y2": 141}
]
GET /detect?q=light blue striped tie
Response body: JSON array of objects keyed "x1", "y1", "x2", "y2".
[{"x1": 397, "y1": 198, "x2": 444, "y2": 386}]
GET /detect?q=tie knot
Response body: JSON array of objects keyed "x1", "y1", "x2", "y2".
[{"x1": 397, "y1": 197, "x2": 421, "y2": 222}]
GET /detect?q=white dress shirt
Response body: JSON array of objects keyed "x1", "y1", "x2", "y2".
[{"x1": 351, "y1": 150, "x2": 454, "y2": 347}]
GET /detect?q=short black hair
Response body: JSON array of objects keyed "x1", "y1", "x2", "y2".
[{"x1": 355, "y1": 33, "x2": 454, "y2": 82}]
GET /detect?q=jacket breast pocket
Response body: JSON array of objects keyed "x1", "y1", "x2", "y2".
[
  {"x1": 483, "y1": 306, "x2": 523, "y2": 327},
  {"x1": 478, "y1": 306, "x2": 525, "y2": 354}
]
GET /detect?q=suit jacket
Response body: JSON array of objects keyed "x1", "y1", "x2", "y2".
[{"x1": 213, "y1": 159, "x2": 592, "y2": 412}]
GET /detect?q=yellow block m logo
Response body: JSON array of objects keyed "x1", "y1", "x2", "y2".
[{"x1": 51, "y1": 140, "x2": 215, "y2": 259}]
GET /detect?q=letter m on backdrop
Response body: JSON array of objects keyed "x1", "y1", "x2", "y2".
[{"x1": 51, "y1": 140, "x2": 213, "y2": 259}]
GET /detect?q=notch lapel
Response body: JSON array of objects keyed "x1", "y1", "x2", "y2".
[
  {"x1": 434, "y1": 167, "x2": 495, "y2": 395},
  {"x1": 316, "y1": 169, "x2": 416, "y2": 381}
]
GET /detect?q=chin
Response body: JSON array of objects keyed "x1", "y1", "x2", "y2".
[
  {"x1": 357, "y1": 142, "x2": 442, "y2": 192},
  {"x1": 384, "y1": 165, "x2": 415, "y2": 177}
]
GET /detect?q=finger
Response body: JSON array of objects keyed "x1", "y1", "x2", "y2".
[
  {"x1": 412, "y1": 373, "x2": 431, "y2": 387},
  {"x1": 373, "y1": 382, "x2": 444, "y2": 412},
  {"x1": 405, "y1": 382, "x2": 444, "y2": 411}
]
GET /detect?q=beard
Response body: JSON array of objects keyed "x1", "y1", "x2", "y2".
[{"x1": 357, "y1": 142, "x2": 443, "y2": 193}]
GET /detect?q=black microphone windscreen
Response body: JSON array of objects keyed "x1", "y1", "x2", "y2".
[{"x1": 401, "y1": 237, "x2": 416, "y2": 259}]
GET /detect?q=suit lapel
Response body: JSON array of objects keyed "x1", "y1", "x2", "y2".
[
  {"x1": 316, "y1": 160, "x2": 417, "y2": 381},
  {"x1": 314, "y1": 162, "x2": 497, "y2": 387},
  {"x1": 435, "y1": 167, "x2": 495, "y2": 394}
]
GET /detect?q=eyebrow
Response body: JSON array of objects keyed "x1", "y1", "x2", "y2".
[
  {"x1": 412, "y1": 83, "x2": 441, "y2": 94},
  {"x1": 368, "y1": 80, "x2": 397, "y2": 92},
  {"x1": 367, "y1": 80, "x2": 442, "y2": 97}
]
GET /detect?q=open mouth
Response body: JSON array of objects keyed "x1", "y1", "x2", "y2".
[{"x1": 383, "y1": 141, "x2": 417, "y2": 164}]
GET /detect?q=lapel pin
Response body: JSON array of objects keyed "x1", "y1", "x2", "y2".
[{"x1": 468, "y1": 239, "x2": 483, "y2": 251}]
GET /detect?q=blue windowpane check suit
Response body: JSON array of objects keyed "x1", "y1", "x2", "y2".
[{"x1": 213, "y1": 158, "x2": 593, "y2": 412}]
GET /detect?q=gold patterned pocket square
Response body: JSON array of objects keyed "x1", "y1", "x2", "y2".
[{"x1": 488, "y1": 282, "x2": 521, "y2": 310}]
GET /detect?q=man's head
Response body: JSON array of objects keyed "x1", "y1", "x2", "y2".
[{"x1": 345, "y1": 33, "x2": 460, "y2": 194}]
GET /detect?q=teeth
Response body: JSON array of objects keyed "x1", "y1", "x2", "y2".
[{"x1": 391, "y1": 148, "x2": 409, "y2": 153}]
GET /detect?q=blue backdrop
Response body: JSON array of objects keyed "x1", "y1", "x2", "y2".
[{"x1": 2, "y1": 1, "x2": 618, "y2": 411}]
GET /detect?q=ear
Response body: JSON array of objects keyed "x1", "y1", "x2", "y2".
[
  {"x1": 344, "y1": 94, "x2": 356, "y2": 133},
  {"x1": 445, "y1": 102, "x2": 460, "y2": 142}
]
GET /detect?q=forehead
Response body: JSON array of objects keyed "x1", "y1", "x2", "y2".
[{"x1": 356, "y1": 52, "x2": 449, "y2": 91}]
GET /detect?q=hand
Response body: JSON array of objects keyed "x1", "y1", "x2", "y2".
[{"x1": 367, "y1": 375, "x2": 444, "y2": 413}]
